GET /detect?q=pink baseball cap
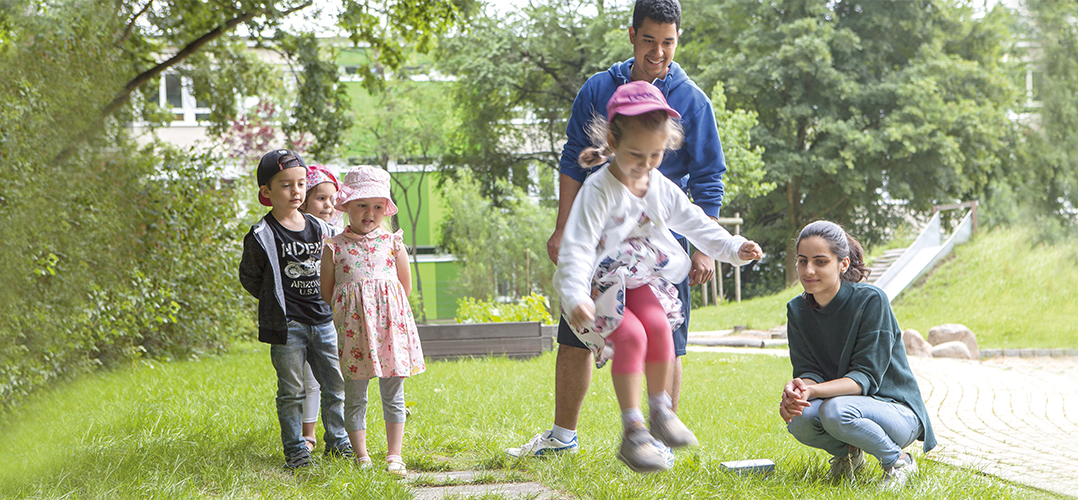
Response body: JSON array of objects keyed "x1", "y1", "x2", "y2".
[
  {"x1": 606, "y1": 80, "x2": 681, "y2": 121},
  {"x1": 334, "y1": 166, "x2": 398, "y2": 216}
]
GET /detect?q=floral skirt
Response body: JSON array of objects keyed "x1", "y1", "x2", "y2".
[{"x1": 563, "y1": 237, "x2": 684, "y2": 363}]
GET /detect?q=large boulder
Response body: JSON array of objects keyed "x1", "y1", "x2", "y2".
[
  {"x1": 928, "y1": 324, "x2": 980, "y2": 360},
  {"x1": 902, "y1": 329, "x2": 933, "y2": 357},
  {"x1": 931, "y1": 341, "x2": 974, "y2": 359}
]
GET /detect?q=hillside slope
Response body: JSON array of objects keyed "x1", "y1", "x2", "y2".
[
  {"x1": 892, "y1": 226, "x2": 1078, "y2": 349},
  {"x1": 692, "y1": 226, "x2": 1078, "y2": 349}
]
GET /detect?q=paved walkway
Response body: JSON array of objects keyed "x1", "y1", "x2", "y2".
[{"x1": 911, "y1": 355, "x2": 1078, "y2": 497}]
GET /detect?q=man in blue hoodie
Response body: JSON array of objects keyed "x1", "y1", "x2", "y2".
[{"x1": 508, "y1": 0, "x2": 727, "y2": 458}]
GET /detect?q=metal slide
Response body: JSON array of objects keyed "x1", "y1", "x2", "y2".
[{"x1": 871, "y1": 208, "x2": 976, "y2": 303}]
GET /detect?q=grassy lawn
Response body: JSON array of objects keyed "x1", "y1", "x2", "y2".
[
  {"x1": 0, "y1": 343, "x2": 1058, "y2": 499},
  {"x1": 690, "y1": 284, "x2": 799, "y2": 332},
  {"x1": 692, "y1": 227, "x2": 1078, "y2": 349}
]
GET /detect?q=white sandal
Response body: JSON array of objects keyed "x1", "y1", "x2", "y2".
[
  {"x1": 355, "y1": 456, "x2": 372, "y2": 469},
  {"x1": 386, "y1": 457, "x2": 407, "y2": 477}
]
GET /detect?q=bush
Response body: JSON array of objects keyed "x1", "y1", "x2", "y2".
[
  {"x1": 0, "y1": 145, "x2": 253, "y2": 409},
  {"x1": 454, "y1": 293, "x2": 553, "y2": 324}
]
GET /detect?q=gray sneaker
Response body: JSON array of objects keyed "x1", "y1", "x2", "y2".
[
  {"x1": 649, "y1": 411, "x2": 698, "y2": 449},
  {"x1": 828, "y1": 446, "x2": 865, "y2": 481},
  {"x1": 617, "y1": 427, "x2": 674, "y2": 473},
  {"x1": 879, "y1": 452, "x2": 918, "y2": 490}
]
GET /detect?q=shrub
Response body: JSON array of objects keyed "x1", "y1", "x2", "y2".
[
  {"x1": 0, "y1": 145, "x2": 253, "y2": 409},
  {"x1": 454, "y1": 293, "x2": 553, "y2": 324}
]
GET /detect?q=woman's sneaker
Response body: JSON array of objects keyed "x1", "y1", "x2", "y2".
[
  {"x1": 617, "y1": 427, "x2": 674, "y2": 473},
  {"x1": 879, "y1": 453, "x2": 918, "y2": 490},
  {"x1": 506, "y1": 430, "x2": 579, "y2": 457},
  {"x1": 649, "y1": 411, "x2": 698, "y2": 449},
  {"x1": 827, "y1": 446, "x2": 865, "y2": 481}
]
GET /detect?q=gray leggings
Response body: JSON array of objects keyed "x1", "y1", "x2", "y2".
[{"x1": 343, "y1": 377, "x2": 406, "y2": 432}]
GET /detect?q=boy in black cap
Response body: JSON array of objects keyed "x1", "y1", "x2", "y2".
[{"x1": 239, "y1": 149, "x2": 353, "y2": 469}]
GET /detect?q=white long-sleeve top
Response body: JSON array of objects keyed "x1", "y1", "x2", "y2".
[{"x1": 554, "y1": 164, "x2": 754, "y2": 315}]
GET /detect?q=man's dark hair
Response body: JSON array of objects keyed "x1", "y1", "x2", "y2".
[{"x1": 633, "y1": 0, "x2": 681, "y2": 31}]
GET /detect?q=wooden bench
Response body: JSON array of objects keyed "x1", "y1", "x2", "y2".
[{"x1": 416, "y1": 321, "x2": 555, "y2": 361}]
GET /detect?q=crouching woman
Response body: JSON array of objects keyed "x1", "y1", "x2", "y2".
[{"x1": 779, "y1": 221, "x2": 936, "y2": 490}]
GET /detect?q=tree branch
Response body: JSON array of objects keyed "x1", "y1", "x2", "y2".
[
  {"x1": 102, "y1": 9, "x2": 261, "y2": 118},
  {"x1": 522, "y1": 51, "x2": 579, "y2": 101},
  {"x1": 55, "y1": 1, "x2": 314, "y2": 165},
  {"x1": 116, "y1": 0, "x2": 153, "y2": 47}
]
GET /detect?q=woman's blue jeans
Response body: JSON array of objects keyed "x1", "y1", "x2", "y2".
[
  {"x1": 269, "y1": 320, "x2": 349, "y2": 459},
  {"x1": 787, "y1": 395, "x2": 921, "y2": 467}
]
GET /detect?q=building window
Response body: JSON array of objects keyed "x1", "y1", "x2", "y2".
[{"x1": 160, "y1": 73, "x2": 211, "y2": 125}]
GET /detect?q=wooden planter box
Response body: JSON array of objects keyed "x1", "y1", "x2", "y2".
[{"x1": 416, "y1": 321, "x2": 555, "y2": 361}]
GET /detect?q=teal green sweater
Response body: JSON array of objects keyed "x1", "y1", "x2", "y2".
[{"x1": 787, "y1": 281, "x2": 936, "y2": 452}]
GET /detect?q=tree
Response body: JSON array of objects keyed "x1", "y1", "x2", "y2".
[
  {"x1": 0, "y1": 0, "x2": 472, "y2": 405},
  {"x1": 435, "y1": 0, "x2": 630, "y2": 200},
  {"x1": 345, "y1": 79, "x2": 456, "y2": 322},
  {"x1": 438, "y1": 171, "x2": 556, "y2": 311},
  {"x1": 6, "y1": 0, "x2": 473, "y2": 164},
  {"x1": 680, "y1": 0, "x2": 1021, "y2": 285},
  {"x1": 1021, "y1": 0, "x2": 1078, "y2": 221}
]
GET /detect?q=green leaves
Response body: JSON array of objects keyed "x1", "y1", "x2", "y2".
[
  {"x1": 438, "y1": 170, "x2": 555, "y2": 310},
  {"x1": 435, "y1": 0, "x2": 629, "y2": 195},
  {"x1": 455, "y1": 293, "x2": 552, "y2": 324},
  {"x1": 278, "y1": 32, "x2": 354, "y2": 160},
  {"x1": 681, "y1": 0, "x2": 1021, "y2": 283}
]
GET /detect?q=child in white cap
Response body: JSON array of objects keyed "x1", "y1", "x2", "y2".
[
  {"x1": 554, "y1": 81, "x2": 764, "y2": 473},
  {"x1": 319, "y1": 165, "x2": 425, "y2": 476}
]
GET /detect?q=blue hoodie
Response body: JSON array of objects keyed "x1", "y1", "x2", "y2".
[{"x1": 560, "y1": 58, "x2": 726, "y2": 217}]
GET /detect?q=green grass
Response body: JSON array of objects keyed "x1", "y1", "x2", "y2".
[
  {"x1": 892, "y1": 226, "x2": 1078, "y2": 349},
  {"x1": 690, "y1": 284, "x2": 799, "y2": 331},
  {"x1": 693, "y1": 226, "x2": 1078, "y2": 349},
  {"x1": 0, "y1": 343, "x2": 1060, "y2": 499}
]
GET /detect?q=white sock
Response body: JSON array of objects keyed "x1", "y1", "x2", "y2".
[
  {"x1": 621, "y1": 408, "x2": 645, "y2": 430},
  {"x1": 550, "y1": 424, "x2": 576, "y2": 443},
  {"x1": 648, "y1": 392, "x2": 673, "y2": 420}
]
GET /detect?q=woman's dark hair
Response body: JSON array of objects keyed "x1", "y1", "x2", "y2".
[
  {"x1": 633, "y1": 0, "x2": 682, "y2": 31},
  {"x1": 797, "y1": 220, "x2": 870, "y2": 308}
]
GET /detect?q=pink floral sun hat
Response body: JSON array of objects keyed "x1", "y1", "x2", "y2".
[
  {"x1": 305, "y1": 164, "x2": 339, "y2": 192},
  {"x1": 334, "y1": 165, "x2": 398, "y2": 216}
]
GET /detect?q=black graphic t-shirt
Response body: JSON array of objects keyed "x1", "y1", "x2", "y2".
[{"x1": 266, "y1": 213, "x2": 333, "y2": 326}]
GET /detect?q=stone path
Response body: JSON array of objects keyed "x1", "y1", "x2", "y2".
[
  {"x1": 408, "y1": 470, "x2": 561, "y2": 500},
  {"x1": 911, "y1": 355, "x2": 1078, "y2": 497}
]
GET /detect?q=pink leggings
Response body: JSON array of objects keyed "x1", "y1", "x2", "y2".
[{"x1": 606, "y1": 286, "x2": 674, "y2": 374}]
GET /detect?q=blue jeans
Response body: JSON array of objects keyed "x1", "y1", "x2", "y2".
[
  {"x1": 673, "y1": 237, "x2": 690, "y2": 357},
  {"x1": 269, "y1": 320, "x2": 349, "y2": 459},
  {"x1": 787, "y1": 396, "x2": 921, "y2": 467}
]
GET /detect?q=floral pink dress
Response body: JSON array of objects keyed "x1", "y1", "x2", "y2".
[{"x1": 327, "y1": 226, "x2": 425, "y2": 380}]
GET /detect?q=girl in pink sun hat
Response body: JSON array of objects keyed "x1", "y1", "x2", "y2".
[
  {"x1": 554, "y1": 81, "x2": 764, "y2": 473},
  {"x1": 320, "y1": 165, "x2": 420, "y2": 475},
  {"x1": 296, "y1": 164, "x2": 342, "y2": 453},
  {"x1": 301, "y1": 164, "x2": 344, "y2": 231}
]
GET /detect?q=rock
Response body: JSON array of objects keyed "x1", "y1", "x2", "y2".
[
  {"x1": 902, "y1": 329, "x2": 933, "y2": 357},
  {"x1": 770, "y1": 324, "x2": 788, "y2": 339},
  {"x1": 928, "y1": 324, "x2": 980, "y2": 360},
  {"x1": 931, "y1": 341, "x2": 974, "y2": 359}
]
